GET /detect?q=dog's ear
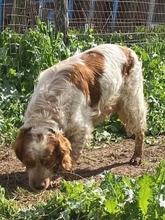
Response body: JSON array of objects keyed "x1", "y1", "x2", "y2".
[
  {"x1": 12, "y1": 127, "x2": 32, "y2": 161},
  {"x1": 53, "y1": 134, "x2": 72, "y2": 170}
]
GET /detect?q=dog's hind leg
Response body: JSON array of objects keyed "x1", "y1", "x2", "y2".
[
  {"x1": 130, "y1": 130, "x2": 145, "y2": 165},
  {"x1": 114, "y1": 91, "x2": 147, "y2": 165}
]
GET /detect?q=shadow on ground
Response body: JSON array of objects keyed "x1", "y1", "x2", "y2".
[{"x1": 0, "y1": 161, "x2": 130, "y2": 193}]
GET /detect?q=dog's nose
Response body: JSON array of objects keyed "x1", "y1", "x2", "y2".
[{"x1": 34, "y1": 182, "x2": 46, "y2": 191}]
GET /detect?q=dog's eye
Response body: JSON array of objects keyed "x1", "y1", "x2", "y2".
[
  {"x1": 25, "y1": 161, "x2": 35, "y2": 168},
  {"x1": 44, "y1": 160, "x2": 53, "y2": 167}
]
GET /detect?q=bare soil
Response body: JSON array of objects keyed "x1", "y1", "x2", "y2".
[{"x1": 0, "y1": 136, "x2": 165, "y2": 196}]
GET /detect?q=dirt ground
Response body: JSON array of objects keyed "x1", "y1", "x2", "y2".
[{"x1": 0, "y1": 136, "x2": 164, "y2": 196}]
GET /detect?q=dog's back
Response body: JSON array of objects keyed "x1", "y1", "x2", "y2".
[{"x1": 26, "y1": 44, "x2": 142, "y2": 118}]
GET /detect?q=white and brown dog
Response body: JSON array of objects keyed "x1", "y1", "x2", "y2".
[{"x1": 13, "y1": 44, "x2": 147, "y2": 191}]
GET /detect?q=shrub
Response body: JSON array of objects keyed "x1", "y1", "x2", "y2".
[{"x1": 0, "y1": 22, "x2": 165, "y2": 146}]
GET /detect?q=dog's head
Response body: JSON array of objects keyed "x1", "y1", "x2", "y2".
[{"x1": 13, "y1": 127, "x2": 72, "y2": 191}]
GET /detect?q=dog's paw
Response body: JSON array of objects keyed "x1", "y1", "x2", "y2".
[
  {"x1": 129, "y1": 156, "x2": 142, "y2": 166},
  {"x1": 49, "y1": 177, "x2": 63, "y2": 189}
]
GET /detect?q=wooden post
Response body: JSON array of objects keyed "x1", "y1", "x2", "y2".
[
  {"x1": 147, "y1": 0, "x2": 156, "y2": 26},
  {"x1": 54, "y1": 0, "x2": 69, "y2": 43},
  {"x1": 11, "y1": 0, "x2": 28, "y2": 33}
]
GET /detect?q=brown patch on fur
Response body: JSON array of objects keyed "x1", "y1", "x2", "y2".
[
  {"x1": 120, "y1": 46, "x2": 135, "y2": 77},
  {"x1": 47, "y1": 133, "x2": 72, "y2": 171},
  {"x1": 69, "y1": 51, "x2": 104, "y2": 107},
  {"x1": 12, "y1": 127, "x2": 32, "y2": 162}
]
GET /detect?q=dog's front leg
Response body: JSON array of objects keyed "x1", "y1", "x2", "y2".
[{"x1": 69, "y1": 133, "x2": 91, "y2": 165}]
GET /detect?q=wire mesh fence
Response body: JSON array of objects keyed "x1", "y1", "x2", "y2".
[{"x1": 0, "y1": 0, "x2": 165, "y2": 44}]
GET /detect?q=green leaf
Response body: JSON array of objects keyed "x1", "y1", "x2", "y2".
[
  {"x1": 104, "y1": 199, "x2": 119, "y2": 214},
  {"x1": 137, "y1": 174, "x2": 153, "y2": 215}
]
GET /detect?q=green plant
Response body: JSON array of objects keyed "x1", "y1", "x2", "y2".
[
  {"x1": 0, "y1": 187, "x2": 16, "y2": 219},
  {"x1": 1, "y1": 162, "x2": 165, "y2": 219},
  {"x1": 0, "y1": 22, "x2": 165, "y2": 146}
]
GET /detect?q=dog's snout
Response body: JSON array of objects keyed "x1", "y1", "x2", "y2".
[
  {"x1": 29, "y1": 172, "x2": 51, "y2": 191},
  {"x1": 34, "y1": 182, "x2": 46, "y2": 191}
]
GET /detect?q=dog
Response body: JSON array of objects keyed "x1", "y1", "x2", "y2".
[{"x1": 13, "y1": 44, "x2": 147, "y2": 191}]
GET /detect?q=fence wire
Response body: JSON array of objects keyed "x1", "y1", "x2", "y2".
[{"x1": 0, "y1": 0, "x2": 165, "y2": 44}]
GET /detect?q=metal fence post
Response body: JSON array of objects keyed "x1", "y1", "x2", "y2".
[
  {"x1": 111, "y1": 0, "x2": 119, "y2": 27},
  {"x1": 147, "y1": 0, "x2": 156, "y2": 26}
]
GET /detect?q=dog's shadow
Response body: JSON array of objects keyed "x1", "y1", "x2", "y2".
[
  {"x1": 74, "y1": 161, "x2": 129, "y2": 179},
  {"x1": 0, "y1": 161, "x2": 129, "y2": 194},
  {"x1": 0, "y1": 171, "x2": 31, "y2": 193},
  {"x1": 59, "y1": 161, "x2": 129, "y2": 183}
]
